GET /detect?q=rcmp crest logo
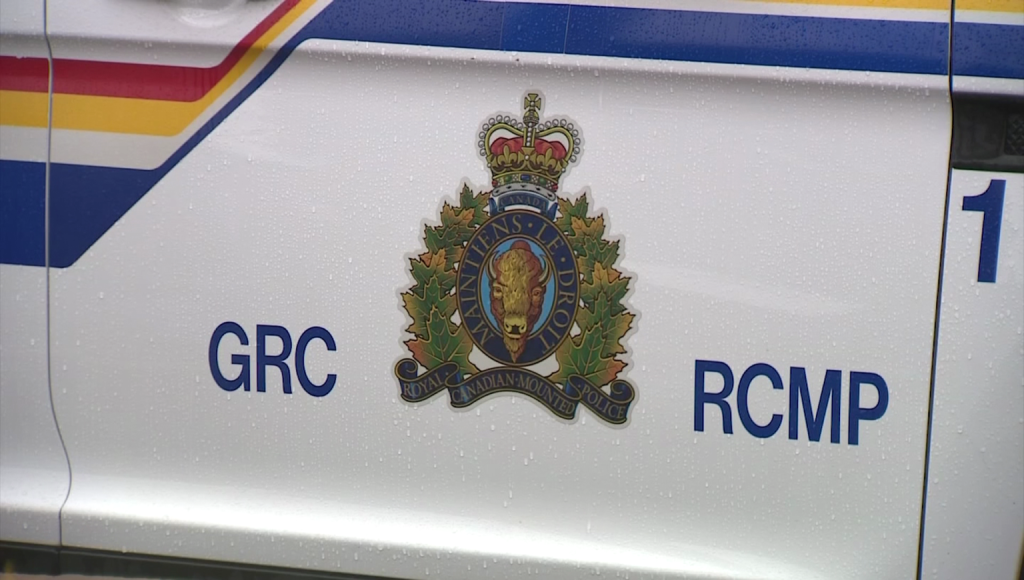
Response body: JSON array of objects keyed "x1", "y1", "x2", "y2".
[{"x1": 394, "y1": 93, "x2": 638, "y2": 425}]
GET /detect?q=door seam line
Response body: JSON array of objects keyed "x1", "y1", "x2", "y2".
[
  {"x1": 43, "y1": 0, "x2": 73, "y2": 549},
  {"x1": 914, "y1": 3, "x2": 956, "y2": 577}
]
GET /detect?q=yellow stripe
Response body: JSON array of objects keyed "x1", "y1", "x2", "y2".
[
  {"x1": 0, "y1": 0, "x2": 314, "y2": 136},
  {"x1": 5, "y1": 0, "x2": 1018, "y2": 135},
  {"x1": 957, "y1": 0, "x2": 1024, "y2": 12},
  {"x1": 762, "y1": 0, "x2": 1022, "y2": 9},
  {"x1": 0, "y1": 90, "x2": 49, "y2": 128},
  {"x1": 759, "y1": 0, "x2": 948, "y2": 8}
]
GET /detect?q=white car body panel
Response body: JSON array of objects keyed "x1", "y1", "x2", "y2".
[
  {"x1": 919, "y1": 170, "x2": 1024, "y2": 580},
  {"x1": 0, "y1": 0, "x2": 71, "y2": 547},
  {"x1": 1, "y1": 1, "x2": 1021, "y2": 579}
]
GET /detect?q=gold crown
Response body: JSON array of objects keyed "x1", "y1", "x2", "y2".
[{"x1": 478, "y1": 93, "x2": 581, "y2": 194}]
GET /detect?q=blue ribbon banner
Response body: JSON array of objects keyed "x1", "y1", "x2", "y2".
[
  {"x1": 489, "y1": 190, "x2": 558, "y2": 219},
  {"x1": 394, "y1": 359, "x2": 635, "y2": 424}
]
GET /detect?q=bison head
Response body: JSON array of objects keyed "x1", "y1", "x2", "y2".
[{"x1": 487, "y1": 241, "x2": 550, "y2": 362}]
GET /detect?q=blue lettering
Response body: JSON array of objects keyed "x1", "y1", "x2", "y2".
[
  {"x1": 695, "y1": 360, "x2": 890, "y2": 445},
  {"x1": 295, "y1": 326, "x2": 338, "y2": 397},
  {"x1": 848, "y1": 371, "x2": 889, "y2": 446},
  {"x1": 737, "y1": 363, "x2": 784, "y2": 438},
  {"x1": 695, "y1": 360, "x2": 734, "y2": 434},
  {"x1": 256, "y1": 324, "x2": 293, "y2": 394},
  {"x1": 788, "y1": 368, "x2": 841, "y2": 444},
  {"x1": 962, "y1": 179, "x2": 1005, "y2": 283},
  {"x1": 209, "y1": 321, "x2": 250, "y2": 392}
]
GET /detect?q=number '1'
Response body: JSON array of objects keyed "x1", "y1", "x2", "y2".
[{"x1": 962, "y1": 179, "x2": 1005, "y2": 284}]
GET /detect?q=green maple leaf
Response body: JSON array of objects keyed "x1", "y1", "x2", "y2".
[
  {"x1": 574, "y1": 291, "x2": 608, "y2": 334},
  {"x1": 424, "y1": 226, "x2": 446, "y2": 256},
  {"x1": 579, "y1": 237, "x2": 618, "y2": 283},
  {"x1": 459, "y1": 185, "x2": 491, "y2": 227},
  {"x1": 570, "y1": 215, "x2": 605, "y2": 242},
  {"x1": 556, "y1": 194, "x2": 590, "y2": 235},
  {"x1": 424, "y1": 203, "x2": 476, "y2": 268},
  {"x1": 547, "y1": 194, "x2": 634, "y2": 389},
  {"x1": 596, "y1": 238, "x2": 619, "y2": 268},
  {"x1": 566, "y1": 237, "x2": 587, "y2": 261},
  {"x1": 600, "y1": 308, "x2": 634, "y2": 358},
  {"x1": 439, "y1": 202, "x2": 473, "y2": 231},
  {"x1": 574, "y1": 290, "x2": 635, "y2": 358},
  {"x1": 405, "y1": 306, "x2": 478, "y2": 375},
  {"x1": 401, "y1": 277, "x2": 456, "y2": 338},
  {"x1": 550, "y1": 325, "x2": 626, "y2": 387},
  {"x1": 423, "y1": 205, "x2": 471, "y2": 251},
  {"x1": 581, "y1": 262, "x2": 629, "y2": 314},
  {"x1": 410, "y1": 249, "x2": 456, "y2": 295}
]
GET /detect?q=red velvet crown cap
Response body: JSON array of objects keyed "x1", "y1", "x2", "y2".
[{"x1": 489, "y1": 136, "x2": 568, "y2": 159}]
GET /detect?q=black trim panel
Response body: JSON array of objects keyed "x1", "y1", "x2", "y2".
[
  {"x1": 0, "y1": 542, "x2": 404, "y2": 580},
  {"x1": 952, "y1": 95, "x2": 1024, "y2": 173}
]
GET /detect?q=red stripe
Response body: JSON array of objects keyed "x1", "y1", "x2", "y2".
[
  {"x1": 0, "y1": 0, "x2": 299, "y2": 102},
  {"x1": 0, "y1": 57, "x2": 49, "y2": 93}
]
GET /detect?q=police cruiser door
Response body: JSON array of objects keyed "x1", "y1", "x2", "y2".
[{"x1": 2, "y1": 0, "x2": 1022, "y2": 579}]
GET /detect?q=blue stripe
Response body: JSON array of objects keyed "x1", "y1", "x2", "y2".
[
  {"x1": 307, "y1": 1, "x2": 948, "y2": 74},
  {"x1": 953, "y1": 22, "x2": 1024, "y2": 80},
  {"x1": 565, "y1": 6, "x2": 948, "y2": 74},
  {"x1": 49, "y1": 165, "x2": 160, "y2": 268},
  {"x1": 502, "y1": 3, "x2": 570, "y2": 54},
  {"x1": 47, "y1": 31, "x2": 314, "y2": 268},
  {"x1": 305, "y1": 0, "x2": 504, "y2": 51},
  {"x1": 0, "y1": 160, "x2": 46, "y2": 267},
  {"x1": 8, "y1": 0, "x2": 955, "y2": 268}
]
